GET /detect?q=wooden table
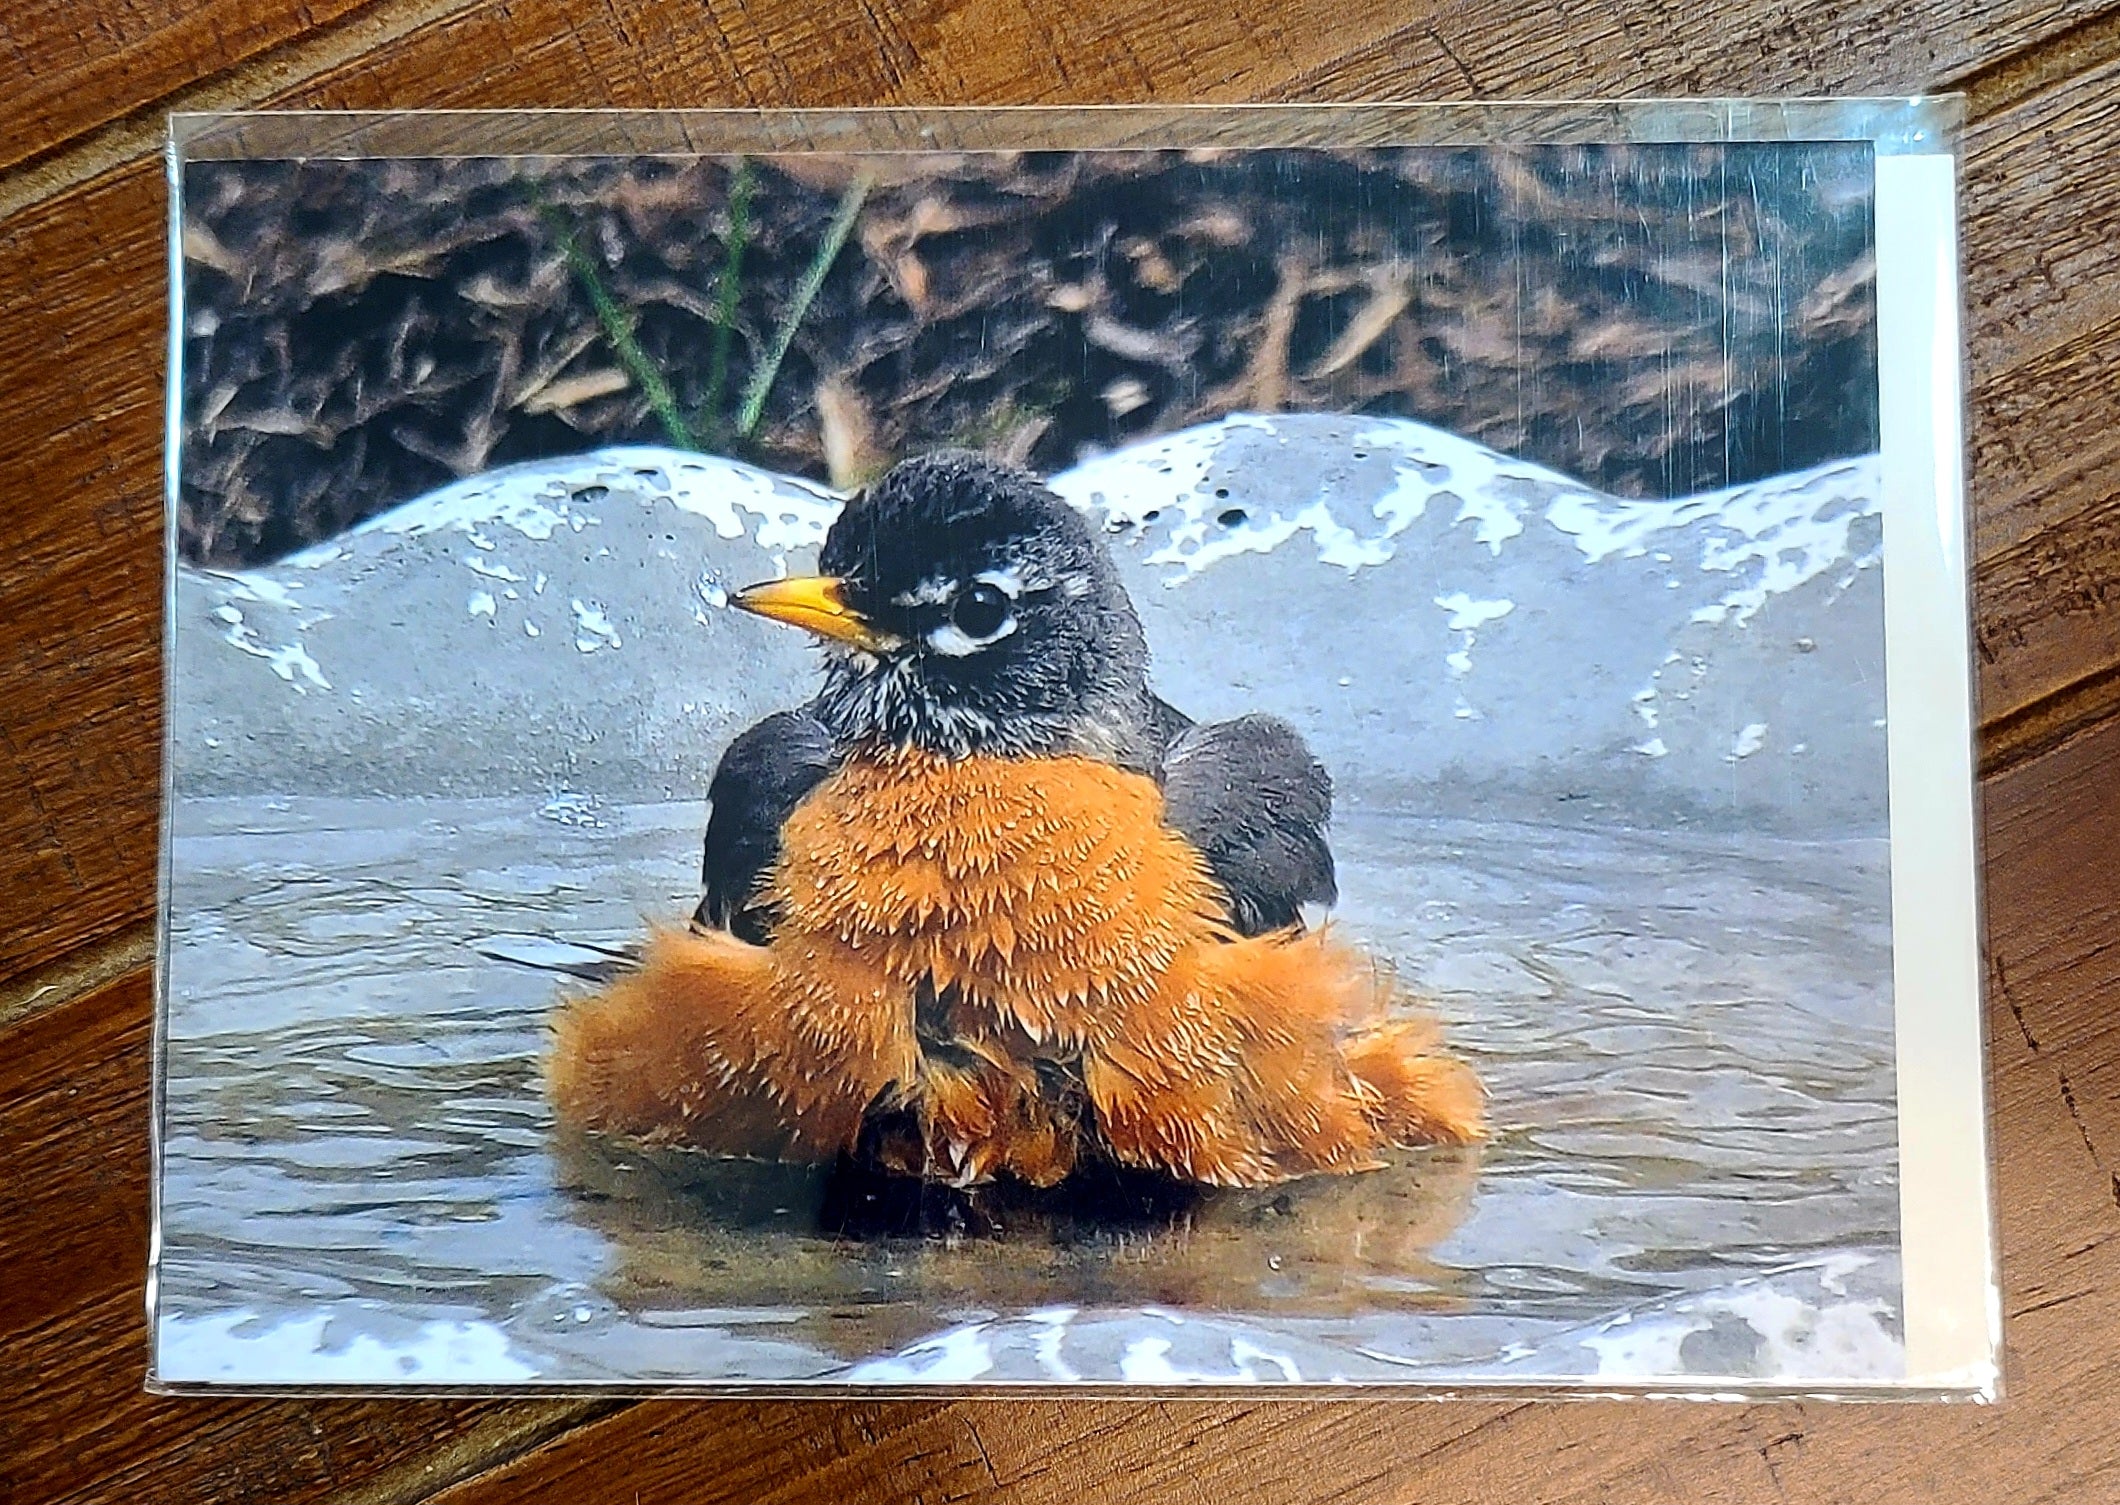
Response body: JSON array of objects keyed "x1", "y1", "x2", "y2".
[{"x1": 5, "y1": 3, "x2": 2117, "y2": 1501}]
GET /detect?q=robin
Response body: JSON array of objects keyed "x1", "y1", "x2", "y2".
[{"x1": 547, "y1": 450, "x2": 1483, "y2": 1191}]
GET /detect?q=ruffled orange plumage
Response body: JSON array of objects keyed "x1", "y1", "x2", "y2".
[{"x1": 548, "y1": 747, "x2": 1483, "y2": 1190}]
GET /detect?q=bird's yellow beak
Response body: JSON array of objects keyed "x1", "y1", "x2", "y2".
[{"x1": 730, "y1": 575, "x2": 900, "y2": 651}]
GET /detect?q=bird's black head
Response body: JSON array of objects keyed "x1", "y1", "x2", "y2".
[{"x1": 732, "y1": 450, "x2": 1157, "y2": 764}]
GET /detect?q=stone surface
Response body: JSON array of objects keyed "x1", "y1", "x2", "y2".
[{"x1": 169, "y1": 415, "x2": 1889, "y2": 829}]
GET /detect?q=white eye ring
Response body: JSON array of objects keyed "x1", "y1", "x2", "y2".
[
  {"x1": 926, "y1": 615, "x2": 1017, "y2": 657},
  {"x1": 972, "y1": 566, "x2": 1030, "y2": 598}
]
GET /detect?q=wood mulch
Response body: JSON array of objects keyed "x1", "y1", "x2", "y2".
[{"x1": 178, "y1": 144, "x2": 1875, "y2": 564}]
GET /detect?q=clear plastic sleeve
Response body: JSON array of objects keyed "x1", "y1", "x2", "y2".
[{"x1": 154, "y1": 100, "x2": 1993, "y2": 1398}]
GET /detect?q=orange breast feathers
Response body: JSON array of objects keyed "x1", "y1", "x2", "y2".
[{"x1": 547, "y1": 749, "x2": 1483, "y2": 1189}]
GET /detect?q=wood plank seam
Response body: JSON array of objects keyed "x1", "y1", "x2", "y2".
[
  {"x1": 0, "y1": 9, "x2": 2111, "y2": 1499},
  {"x1": 318, "y1": 1401, "x2": 628, "y2": 1505},
  {"x1": 0, "y1": 0, "x2": 485, "y2": 224},
  {"x1": 406, "y1": 1401, "x2": 964, "y2": 1505},
  {"x1": 1957, "y1": 2, "x2": 2120, "y2": 115},
  {"x1": 6, "y1": 0, "x2": 2120, "y2": 230},
  {"x1": 0, "y1": 918, "x2": 153, "y2": 1034},
  {"x1": 1981, "y1": 657, "x2": 2120, "y2": 778}
]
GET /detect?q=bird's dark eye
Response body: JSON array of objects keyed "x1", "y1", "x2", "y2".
[{"x1": 952, "y1": 582, "x2": 1011, "y2": 640}]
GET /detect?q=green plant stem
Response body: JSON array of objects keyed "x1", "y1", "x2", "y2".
[
  {"x1": 700, "y1": 157, "x2": 754, "y2": 445},
  {"x1": 736, "y1": 174, "x2": 871, "y2": 440},
  {"x1": 546, "y1": 209, "x2": 699, "y2": 452}
]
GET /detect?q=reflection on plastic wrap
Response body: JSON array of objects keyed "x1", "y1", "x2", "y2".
[{"x1": 154, "y1": 101, "x2": 1989, "y2": 1397}]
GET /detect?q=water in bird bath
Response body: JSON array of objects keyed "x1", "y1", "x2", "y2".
[{"x1": 154, "y1": 789, "x2": 1900, "y2": 1385}]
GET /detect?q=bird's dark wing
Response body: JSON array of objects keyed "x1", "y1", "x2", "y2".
[
  {"x1": 1146, "y1": 692, "x2": 1195, "y2": 749},
  {"x1": 694, "y1": 708, "x2": 839, "y2": 943},
  {"x1": 1158, "y1": 712, "x2": 1336, "y2": 936}
]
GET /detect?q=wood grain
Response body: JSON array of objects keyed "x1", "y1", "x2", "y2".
[
  {"x1": 1267, "y1": 0, "x2": 2120, "y2": 100},
  {"x1": 1983, "y1": 715, "x2": 2120, "y2": 1169},
  {"x1": 0, "y1": 162, "x2": 168, "y2": 985},
  {"x1": 3, "y1": 0, "x2": 2120, "y2": 991},
  {"x1": 0, "y1": 0, "x2": 375, "y2": 177},
  {"x1": 3, "y1": 0, "x2": 2119, "y2": 1499},
  {"x1": 0, "y1": 968, "x2": 613, "y2": 1505},
  {"x1": 1962, "y1": 47, "x2": 2120, "y2": 733}
]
